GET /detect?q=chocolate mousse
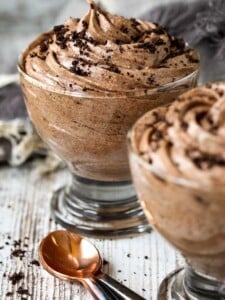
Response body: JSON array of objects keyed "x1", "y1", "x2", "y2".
[
  {"x1": 19, "y1": 0, "x2": 199, "y2": 181},
  {"x1": 129, "y1": 82, "x2": 225, "y2": 279},
  {"x1": 23, "y1": 1, "x2": 199, "y2": 94}
]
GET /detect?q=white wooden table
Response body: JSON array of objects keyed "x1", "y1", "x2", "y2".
[{"x1": 0, "y1": 164, "x2": 183, "y2": 300}]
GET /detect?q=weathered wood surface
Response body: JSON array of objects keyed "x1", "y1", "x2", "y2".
[{"x1": 0, "y1": 164, "x2": 183, "y2": 300}]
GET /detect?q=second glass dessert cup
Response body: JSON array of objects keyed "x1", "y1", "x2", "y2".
[
  {"x1": 128, "y1": 142, "x2": 225, "y2": 299},
  {"x1": 18, "y1": 60, "x2": 198, "y2": 237}
]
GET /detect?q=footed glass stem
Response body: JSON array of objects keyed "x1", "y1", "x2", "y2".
[
  {"x1": 51, "y1": 174, "x2": 151, "y2": 237},
  {"x1": 158, "y1": 266, "x2": 225, "y2": 300}
]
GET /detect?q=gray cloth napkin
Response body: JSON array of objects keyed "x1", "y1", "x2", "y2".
[
  {"x1": 0, "y1": 82, "x2": 63, "y2": 173},
  {"x1": 0, "y1": 82, "x2": 47, "y2": 166}
]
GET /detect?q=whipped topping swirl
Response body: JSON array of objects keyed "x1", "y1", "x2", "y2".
[
  {"x1": 133, "y1": 82, "x2": 225, "y2": 185},
  {"x1": 23, "y1": 1, "x2": 199, "y2": 95}
]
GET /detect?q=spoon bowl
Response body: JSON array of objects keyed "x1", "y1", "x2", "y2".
[{"x1": 39, "y1": 230, "x2": 101, "y2": 279}]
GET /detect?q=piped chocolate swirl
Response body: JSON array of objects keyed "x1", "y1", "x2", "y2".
[
  {"x1": 22, "y1": 1, "x2": 199, "y2": 95},
  {"x1": 132, "y1": 82, "x2": 225, "y2": 185}
]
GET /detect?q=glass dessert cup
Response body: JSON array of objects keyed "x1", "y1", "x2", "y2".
[
  {"x1": 18, "y1": 57, "x2": 198, "y2": 237},
  {"x1": 128, "y1": 143, "x2": 225, "y2": 299}
]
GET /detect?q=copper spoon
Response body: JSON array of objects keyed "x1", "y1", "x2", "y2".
[{"x1": 39, "y1": 230, "x2": 145, "y2": 300}]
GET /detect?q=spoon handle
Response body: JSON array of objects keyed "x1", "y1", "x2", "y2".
[
  {"x1": 97, "y1": 273, "x2": 145, "y2": 300},
  {"x1": 83, "y1": 277, "x2": 120, "y2": 300}
]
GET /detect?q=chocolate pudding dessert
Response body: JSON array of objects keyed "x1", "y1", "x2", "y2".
[
  {"x1": 19, "y1": 0, "x2": 199, "y2": 182},
  {"x1": 129, "y1": 82, "x2": 225, "y2": 280},
  {"x1": 18, "y1": 0, "x2": 199, "y2": 236}
]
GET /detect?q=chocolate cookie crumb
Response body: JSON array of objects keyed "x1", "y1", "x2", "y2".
[
  {"x1": 39, "y1": 42, "x2": 48, "y2": 53},
  {"x1": 130, "y1": 18, "x2": 140, "y2": 30},
  {"x1": 9, "y1": 271, "x2": 25, "y2": 285},
  {"x1": 53, "y1": 25, "x2": 64, "y2": 32},
  {"x1": 13, "y1": 239, "x2": 22, "y2": 247},
  {"x1": 147, "y1": 75, "x2": 155, "y2": 84},
  {"x1": 181, "y1": 121, "x2": 188, "y2": 131},
  {"x1": 17, "y1": 287, "x2": 30, "y2": 296},
  {"x1": 131, "y1": 35, "x2": 140, "y2": 43},
  {"x1": 103, "y1": 259, "x2": 108, "y2": 265},
  {"x1": 30, "y1": 259, "x2": 40, "y2": 267},
  {"x1": 11, "y1": 249, "x2": 26, "y2": 259},
  {"x1": 152, "y1": 26, "x2": 165, "y2": 35},
  {"x1": 171, "y1": 37, "x2": 185, "y2": 53},
  {"x1": 195, "y1": 196, "x2": 208, "y2": 205},
  {"x1": 107, "y1": 64, "x2": 121, "y2": 74},
  {"x1": 185, "y1": 53, "x2": 199, "y2": 64},
  {"x1": 119, "y1": 46, "x2": 124, "y2": 54},
  {"x1": 151, "y1": 129, "x2": 163, "y2": 141},
  {"x1": 82, "y1": 20, "x2": 88, "y2": 30},
  {"x1": 30, "y1": 52, "x2": 37, "y2": 58},
  {"x1": 115, "y1": 39, "x2": 123, "y2": 45},
  {"x1": 206, "y1": 83, "x2": 213, "y2": 89},
  {"x1": 120, "y1": 25, "x2": 129, "y2": 34},
  {"x1": 187, "y1": 149, "x2": 225, "y2": 170},
  {"x1": 217, "y1": 90, "x2": 224, "y2": 97},
  {"x1": 70, "y1": 66, "x2": 88, "y2": 76},
  {"x1": 136, "y1": 42, "x2": 156, "y2": 54},
  {"x1": 155, "y1": 38, "x2": 165, "y2": 46}
]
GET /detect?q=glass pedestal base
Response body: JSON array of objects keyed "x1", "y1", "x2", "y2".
[
  {"x1": 51, "y1": 174, "x2": 151, "y2": 237},
  {"x1": 158, "y1": 267, "x2": 225, "y2": 300},
  {"x1": 158, "y1": 268, "x2": 187, "y2": 300}
]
